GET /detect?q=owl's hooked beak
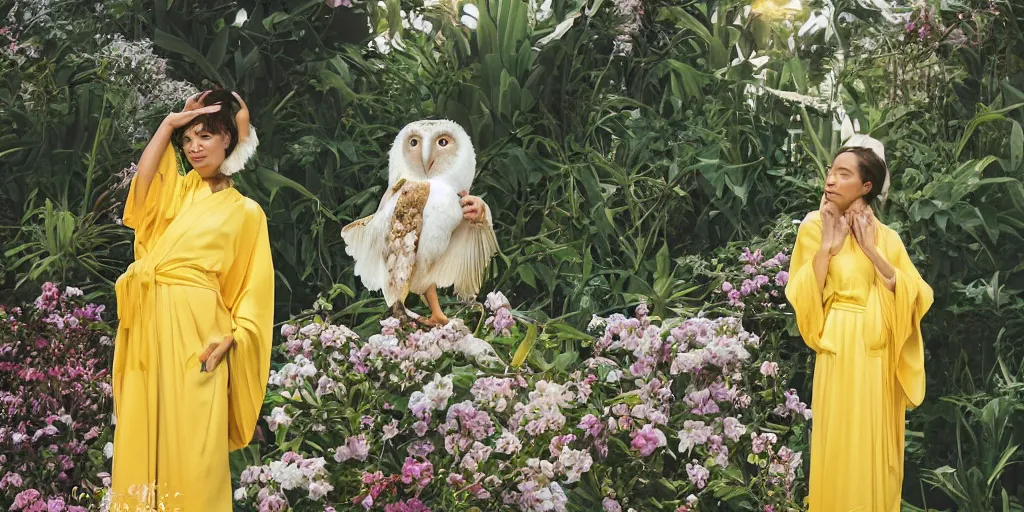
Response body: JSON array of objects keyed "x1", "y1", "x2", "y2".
[{"x1": 421, "y1": 144, "x2": 435, "y2": 176}]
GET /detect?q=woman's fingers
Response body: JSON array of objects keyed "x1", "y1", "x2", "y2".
[{"x1": 231, "y1": 91, "x2": 248, "y2": 112}]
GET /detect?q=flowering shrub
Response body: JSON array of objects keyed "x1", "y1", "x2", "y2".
[
  {"x1": 235, "y1": 292, "x2": 810, "y2": 511},
  {"x1": 714, "y1": 248, "x2": 790, "y2": 314},
  {"x1": 0, "y1": 283, "x2": 115, "y2": 510}
]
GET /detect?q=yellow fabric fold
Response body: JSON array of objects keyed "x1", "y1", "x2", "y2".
[
  {"x1": 221, "y1": 203, "x2": 275, "y2": 451},
  {"x1": 784, "y1": 212, "x2": 830, "y2": 353}
]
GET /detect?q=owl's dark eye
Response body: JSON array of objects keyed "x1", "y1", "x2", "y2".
[
  {"x1": 437, "y1": 137, "x2": 449, "y2": 147},
  {"x1": 410, "y1": 138, "x2": 419, "y2": 147}
]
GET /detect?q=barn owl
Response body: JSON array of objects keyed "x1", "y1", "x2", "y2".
[{"x1": 341, "y1": 120, "x2": 499, "y2": 325}]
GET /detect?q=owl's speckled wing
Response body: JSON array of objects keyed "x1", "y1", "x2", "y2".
[
  {"x1": 384, "y1": 181, "x2": 430, "y2": 305},
  {"x1": 425, "y1": 202, "x2": 499, "y2": 300}
]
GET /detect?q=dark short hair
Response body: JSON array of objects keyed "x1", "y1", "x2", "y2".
[
  {"x1": 834, "y1": 146, "x2": 887, "y2": 203},
  {"x1": 172, "y1": 88, "x2": 240, "y2": 157}
]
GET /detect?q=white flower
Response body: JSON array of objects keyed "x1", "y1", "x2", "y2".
[
  {"x1": 265, "y1": 407, "x2": 294, "y2": 432},
  {"x1": 64, "y1": 286, "x2": 83, "y2": 297},
  {"x1": 495, "y1": 429, "x2": 523, "y2": 455},
  {"x1": 408, "y1": 374, "x2": 454, "y2": 418},
  {"x1": 232, "y1": 8, "x2": 248, "y2": 27},
  {"x1": 536, "y1": 11, "x2": 580, "y2": 47},
  {"x1": 299, "y1": 322, "x2": 322, "y2": 337},
  {"x1": 308, "y1": 480, "x2": 333, "y2": 500},
  {"x1": 557, "y1": 448, "x2": 593, "y2": 483},
  {"x1": 410, "y1": 13, "x2": 432, "y2": 33},
  {"x1": 233, "y1": 487, "x2": 247, "y2": 501},
  {"x1": 460, "y1": 4, "x2": 479, "y2": 29},
  {"x1": 268, "y1": 460, "x2": 305, "y2": 490},
  {"x1": 104, "y1": 442, "x2": 114, "y2": 459}
]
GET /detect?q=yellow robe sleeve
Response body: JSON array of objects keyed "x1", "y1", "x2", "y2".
[
  {"x1": 122, "y1": 144, "x2": 190, "y2": 255},
  {"x1": 878, "y1": 227, "x2": 933, "y2": 407},
  {"x1": 785, "y1": 212, "x2": 829, "y2": 353},
  {"x1": 220, "y1": 201, "x2": 275, "y2": 451}
]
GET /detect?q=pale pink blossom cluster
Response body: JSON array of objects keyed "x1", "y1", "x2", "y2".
[
  {"x1": 438, "y1": 401, "x2": 495, "y2": 453},
  {"x1": 238, "y1": 452, "x2": 334, "y2": 506},
  {"x1": 512, "y1": 380, "x2": 575, "y2": 436},
  {"x1": 718, "y1": 248, "x2": 790, "y2": 311},
  {"x1": 471, "y1": 376, "x2": 525, "y2": 412},
  {"x1": 484, "y1": 291, "x2": 515, "y2": 336},
  {"x1": 773, "y1": 389, "x2": 812, "y2": 421},
  {"x1": 334, "y1": 434, "x2": 371, "y2": 463},
  {"x1": 408, "y1": 374, "x2": 454, "y2": 420}
]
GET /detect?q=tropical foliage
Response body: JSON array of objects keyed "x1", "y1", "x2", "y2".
[{"x1": 1, "y1": 0, "x2": 1023, "y2": 509}]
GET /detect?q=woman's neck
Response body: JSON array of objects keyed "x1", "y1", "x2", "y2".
[
  {"x1": 203, "y1": 174, "x2": 231, "y2": 193},
  {"x1": 838, "y1": 198, "x2": 869, "y2": 215}
]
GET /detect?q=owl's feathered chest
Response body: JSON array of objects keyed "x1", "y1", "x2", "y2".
[{"x1": 384, "y1": 179, "x2": 463, "y2": 263}]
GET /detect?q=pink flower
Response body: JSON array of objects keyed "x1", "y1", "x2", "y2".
[
  {"x1": 577, "y1": 414, "x2": 603, "y2": 438},
  {"x1": 11, "y1": 488, "x2": 41, "y2": 510},
  {"x1": 685, "y1": 460, "x2": 710, "y2": 489},
  {"x1": 334, "y1": 435, "x2": 370, "y2": 462},
  {"x1": 602, "y1": 497, "x2": 622, "y2": 512},
  {"x1": 629, "y1": 424, "x2": 667, "y2": 457},
  {"x1": 750, "y1": 432, "x2": 778, "y2": 454},
  {"x1": 280, "y1": 324, "x2": 297, "y2": 337},
  {"x1": 400, "y1": 457, "x2": 433, "y2": 488},
  {"x1": 46, "y1": 497, "x2": 66, "y2": 511},
  {"x1": 774, "y1": 271, "x2": 789, "y2": 286},
  {"x1": 722, "y1": 417, "x2": 746, "y2": 442},
  {"x1": 408, "y1": 439, "x2": 434, "y2": 458},
  {"x1": 759, "y1": 360, "x2": 779, "y2": 377}
]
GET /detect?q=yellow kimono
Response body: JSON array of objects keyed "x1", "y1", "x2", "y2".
[
  {"x1": 785, "y1": 211, "x2": 932, "y2": 512},
  {"x1": 110, "y1": 144, "x2": 274, "y2": 511}
]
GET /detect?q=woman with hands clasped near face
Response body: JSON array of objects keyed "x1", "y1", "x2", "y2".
[
  {"x1": 110, "y1": 89, "x2": 274, "y2": 511},
  {"x1": 785, "y1": 136, "x2": 933, "y2": 512}
]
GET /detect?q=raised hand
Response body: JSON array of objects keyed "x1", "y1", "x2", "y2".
[
  {"x1": 851, "y1": 207, "x2": 877, "y2": 253},
  {"x1": 231, "y1": 91, "x2": 250, "y2": 129},
  {"x1": 458, "y1": 190, "x2": 486, "y2": 223},
  {"x1": 164, "y1": 103, "x2": 222, "y2": 129},
  {"x1": 184, "y1": 90, "x2": 211, "y2": 112},
  {"x1": 820, "y1": 201, "x2": 848, "y2": 256}
]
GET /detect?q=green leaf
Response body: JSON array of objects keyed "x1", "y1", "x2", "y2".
[
  {"x1": 954, "y1": 102, "x2": 1024, "y2": 159},
  {"x1": 153, "y1": 28, "x2": 225, "y2": 85},
  {"x1": 511, "y1": 322, "x2": 537, "y2": 368},
  {"x1": 207, "y1": 24, "x2": 231, "y2": 69},
  {"x1": 1011, "y1": 121, "x2": 1023, "y2": 172},
  {"x1": 254, "y1": 166, "x2": 339, "y2": 222}
]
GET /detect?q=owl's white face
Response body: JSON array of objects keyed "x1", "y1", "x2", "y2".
[
  {"x1": 401, "y1": 127, "x2": 460, "y2": 177},
  {"x1": 389, "y1": 120, "x2": 476, "y2": 192}
]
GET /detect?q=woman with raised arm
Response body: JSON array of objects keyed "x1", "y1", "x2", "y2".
[
  {"x1": 110, "y1": 89, "x2": 274, "y2": 511},
  {"x1": 785, "y1": 136, "x2": 933, "y2": 511}
]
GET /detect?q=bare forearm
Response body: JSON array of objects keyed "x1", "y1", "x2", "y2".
[
  {"x1": 133, "y1": 120, "x2": 175, "y2": 211},
  {"x1": 812, "y1": 249, "x2": 830, "y2": 293},
  {"x1": 865, "y1": 248, "x2": 896, "y2": 292}
]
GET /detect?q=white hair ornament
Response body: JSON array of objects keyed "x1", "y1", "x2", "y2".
[
  {"x1": 840, "y1": 116, "x2": 889, "y2": 203},
  {"x1": 219, "y1": 124, "x2": 259, "y2": 176}
]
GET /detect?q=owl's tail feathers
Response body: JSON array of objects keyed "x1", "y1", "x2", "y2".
[{"x1": 341, "y1": 214, "x2": 389, "y2": 297}]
